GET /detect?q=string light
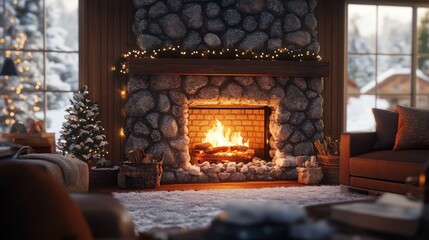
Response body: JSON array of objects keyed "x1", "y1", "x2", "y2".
[
  {"x1": 118, "y1": 46, "x2": 321, "y2": 74},
  {"x1": 120, "y1": 90, "x2": 126, "y2": 99}
]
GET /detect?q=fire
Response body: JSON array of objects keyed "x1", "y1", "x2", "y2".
[{"x1": 202, "y1": 119, "x2": 249, "y2": 147}]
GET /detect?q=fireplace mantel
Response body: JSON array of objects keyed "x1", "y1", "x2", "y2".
[{"x1": 127, "y1": 58, "x2": 330, "y2": 77}]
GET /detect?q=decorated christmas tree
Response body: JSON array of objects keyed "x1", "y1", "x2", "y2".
[{"x1": 58, "y1": 86, "x2": 108, "y2": 164}]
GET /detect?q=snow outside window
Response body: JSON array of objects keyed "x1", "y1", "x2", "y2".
[
  {"x1": 346, "y1": 3, "x2": 429, "y2": 131},
  {"x1": 0, "y1": 0, "x2": 79, "y2": 145}
]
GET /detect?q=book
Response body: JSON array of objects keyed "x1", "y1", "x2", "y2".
[{"x1": 331, "y1": 193, "x2": 423, "y2": 236}]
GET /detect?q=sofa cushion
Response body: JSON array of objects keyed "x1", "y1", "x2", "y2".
[
  {"x1": 394, "y1": 105, "x2": 429, "y2": 150},
  {"x1": 16, "y1": 155, "x2": 89, "y2": 192},
  {"x1": 372, "y1": 108, "x2": 398, "y2": 150},
  {"x1": 349, "y1": 150, "x2": 429, "y2": 183}
]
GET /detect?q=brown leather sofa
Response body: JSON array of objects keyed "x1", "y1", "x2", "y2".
[
  {"x1": 0, "y1": 162, "x2": 136, "y2": 239},
  {"x1": 72, "y1": 193, "x2": 136, "y2": 239},
  {"x1": 340, "y1": 132, "x2": 429, "y2": 194}
]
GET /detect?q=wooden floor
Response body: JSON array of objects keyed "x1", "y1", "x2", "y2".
[{"x1": 90, "y1": 180, "x2": 305, "y2": 194}]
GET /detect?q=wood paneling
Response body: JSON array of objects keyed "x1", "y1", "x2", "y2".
[
  {"x1": 128, "y1": 58, "x2": 330, "y2": 77},
  {"x1": 316, "y1": 0, "x2": 346, "y2": 140},
  {"x1": 81, "y1": 0, "x2": 354, "y2": 163},
  {"x1": 80, "y1": 0, "x2": 136, "y2": 164}
]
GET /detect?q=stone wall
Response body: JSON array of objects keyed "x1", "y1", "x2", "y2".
[{"x1": 132, "y1": 0, "x2": 319, "y2": 53}]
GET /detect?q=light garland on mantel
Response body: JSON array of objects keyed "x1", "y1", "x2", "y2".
[{"x1": 118, "y1": 46, "x2": 321, "y2": 74}]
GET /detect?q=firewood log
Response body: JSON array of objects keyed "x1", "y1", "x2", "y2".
[
  {"x1": 194, "y1": 143, "x2": 212, "y2": 150},
  {"x1": 205, "y1": 146, "x2": 229, "y2": 154},
  {"x1": 230, "y1": 146, "x2": 248, "y2": 152}
]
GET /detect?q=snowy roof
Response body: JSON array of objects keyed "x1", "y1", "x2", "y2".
[{"x1": 360, "y1": 68, "x2": 429, "y2": 93}]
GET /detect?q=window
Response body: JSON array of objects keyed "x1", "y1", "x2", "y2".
[
  {"x1": 345, "y1": 2, "x2": 429, "y2": 131},
  {"x1": 0, "y1": 0, "x2": 79, "y2": 136}
]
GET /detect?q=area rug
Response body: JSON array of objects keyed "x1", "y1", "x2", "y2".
[{"x1": 113, "y1": 185, "x2": 372, "y2": 233}]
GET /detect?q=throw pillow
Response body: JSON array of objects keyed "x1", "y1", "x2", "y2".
[
  {"x1": 394, "y1": 105, "x2": 429, "y2": 150},
  {"x1": 372, "y1": 108, "x2": 398, "y2": 150}
]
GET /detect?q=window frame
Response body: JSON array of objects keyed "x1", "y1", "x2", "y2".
[
  {"x1": 344, "y1": 0, "x2": 429, "y2": 131},
  {"x1": 0, "y1": 0, "x2": 79, "y2": 132}
]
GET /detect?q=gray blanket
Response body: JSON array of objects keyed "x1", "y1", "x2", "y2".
[{"x1": 17, "y1": 153, "x2": 81, "y2": 188}]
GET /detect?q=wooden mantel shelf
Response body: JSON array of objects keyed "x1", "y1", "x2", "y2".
[{"x1": 128, "y1": 58, "x2": 330, "y2": 77}]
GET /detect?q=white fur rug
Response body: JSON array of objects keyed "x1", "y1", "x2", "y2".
[{"x1": 113, "y1": 185, "x2": 371, "y2": 233}]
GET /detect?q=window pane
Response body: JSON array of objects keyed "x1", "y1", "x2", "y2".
[
  {"x1": 347, "y1": 54, "x2": 375, "y2": 91},
  {"x1": 46, "y1": 52, "x2": 79, "y2": 91},
  {"x1": 377, "y1": 94, "x2": 411, "y2": 110},
  {"x1": 417, "y1": 57, "x2": 429, "y2": 94},
  {"x1": 9, "y1": 51, "x2": 44, "y2": 92},
  {"x1": 42, "y1": 92, "x2": 73, "y2": 134},
  {"x1": 1, "y1": 91, "x2": 44, "y2": 130},
  {"x1": 418, "y1": 8, "x2": 429, "y2": 55},
  {"x1": 5, "y1": 0, "x2": 44, "y2": 50},
  {"x1": 346, "y1": 95, "x2": 377, "y2": 131},
  {"x1": 46, "y1": 0, "x2": 79, "y2": 51},
  {"x1": 376, "y1": 55, "x2": 411, "y2": 94},
  {"x1": 417, "y1": 95, "x2": 429, "y2": 109},
  {"x1": 418, "y1": 57, "x2": 429, "y2": 75},
  {"x1": 0, "y1": 95, "x2": 10, "y2": 131},
  {"x1": 24, "y1": 92, "x2": 45, "y2": 120},
  {"x1": 378, "y1": 6, "x2": 412, "y2": 54},
  {"x1": 0, "y1": 4, "x2": 4, "y2": 49},
  {"x1": 348, "y1": 4, "x2": 376, "y2": 53}
]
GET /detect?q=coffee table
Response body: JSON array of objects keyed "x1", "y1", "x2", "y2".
[{"x1": 139, "y1": 199, "x2": 427, "y2": 240}]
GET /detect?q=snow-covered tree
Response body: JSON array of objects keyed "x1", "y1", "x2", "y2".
[
  {"x1": 58, "y1": 86, "x2": 108, "y2": 164},
  {"x1": 418, "y1": 10, "x2": 429, "y2": 73},
  {"x1": 347, "y1": 19, "x2": 375, "y2": 88}
]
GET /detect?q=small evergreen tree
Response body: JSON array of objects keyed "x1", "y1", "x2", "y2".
[
  {"x1": 418, "y1": 11, "x2": 429, "y2": 70},
  {"x1": 58, "y1": 86, "x2": 108, "y2": 164}
]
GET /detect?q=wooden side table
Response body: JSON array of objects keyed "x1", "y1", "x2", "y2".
[
  {"x1": 1, "y1": 132, "x2": 56, "y2": 153},
  {"x1": 90, "y1": 166, "x2": 119, "y2": 188}
]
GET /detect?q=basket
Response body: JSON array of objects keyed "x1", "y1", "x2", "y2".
[
  {"x1": 317, "y1": 155, "x2": 339, "y2": 185},
  {"x1": 118, "y1": 162, "x2": 162, "y2": 189}
]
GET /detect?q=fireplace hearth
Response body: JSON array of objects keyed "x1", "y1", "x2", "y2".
[{"x1": 123, "y1": 0, "x2": 328, "y2": 184}]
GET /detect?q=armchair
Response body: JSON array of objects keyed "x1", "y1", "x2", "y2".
[{"x1": 340, "y1": 131, "x2": 429, "y2": 194}]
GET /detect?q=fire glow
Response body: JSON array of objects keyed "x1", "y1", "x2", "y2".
[{"x1": 202, "y1": 119, "x2": 249, "y2": 148}]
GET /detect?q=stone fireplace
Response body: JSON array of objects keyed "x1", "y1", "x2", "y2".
[{"x1": 124, "y1": 0, "x2": 328, "y2": 183}]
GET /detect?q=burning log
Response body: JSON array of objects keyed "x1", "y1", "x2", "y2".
[
  {"x1": 230, "y1": 146, "x2": 248, "y2": 152},
  {"x1": 205, "y1": 146, "x2": 229, "y2": 154},
  {"x1": 194, "y1": 143, "x2": 212, "y2": 150},
  {"x1": 203, "y1": 145, "x2": 249, "y2": 154},
  {"x1": 192, "y1": 146, "x2": 255, "y2": 164}
]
